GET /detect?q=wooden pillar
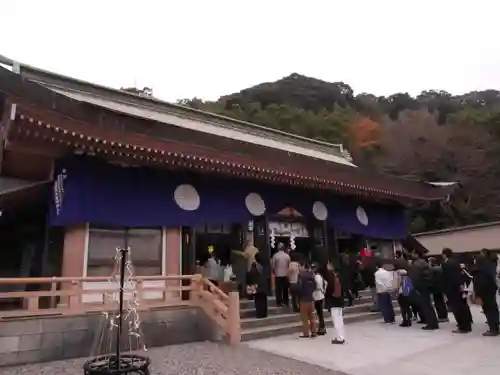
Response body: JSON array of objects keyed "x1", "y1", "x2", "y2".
[
  {"x1": 227, "y1": 279, "x2": 241, "y2": 345},
  {"x1": 309, "y1": 219, "x2": 329, "y2": 265},
  {"x1": 165, "y1": 228, "x2": 182, "y2": 300},
  {"x1": 59, "y1": 224, "x2": 87, "y2": 307},
  {"x1": 165, "y1": 228, "x2": 181, "y2": 275},
  {"x1": 180, "y1": 226, "x2": 193, "y2": 301},
  {"x1": 327, "y1": 226, "x2": 340, "y2": 265},
  {"x1": 253, "y1": 216, "x2": 271, "y2": 294},
  {"x1": 61, "y1": 224, "x2": 87, "y2": 277}
]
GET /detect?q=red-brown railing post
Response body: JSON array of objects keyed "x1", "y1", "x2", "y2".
[
  {"x1": 68, "y1": 279, "x2": 82, "y2": 313},
  {"x1": 227, "y1": 277, "x2": 240, "y2": 345}
]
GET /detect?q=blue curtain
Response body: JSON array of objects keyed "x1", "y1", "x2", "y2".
[
  {"x1": 49, "y1": 156, "x2": 407, "y2": 239},
  {"x1": 327, "y1": 198, "x2": 407, "y2": 239}
]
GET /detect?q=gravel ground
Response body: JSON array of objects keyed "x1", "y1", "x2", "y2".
[{"x1": 1, "y1": 342, "x2": 347, "y2": 375}]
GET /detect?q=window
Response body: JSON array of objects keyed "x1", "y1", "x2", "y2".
[{"x1": 87, "y1": 226, "x2": 163, "y2": 277}]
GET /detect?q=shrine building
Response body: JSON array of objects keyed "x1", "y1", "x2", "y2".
[{"x1": 0, "y1": 58, "x2": 454, "y2": 295}]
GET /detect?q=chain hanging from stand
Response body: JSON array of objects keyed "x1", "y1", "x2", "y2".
[{"x1": 84, "y1": 246, "x2": 150, "y2": 375}]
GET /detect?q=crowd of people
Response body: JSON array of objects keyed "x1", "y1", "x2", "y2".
[
  {"x1": 388, "y1": 247, "x2": 499, "y2": 336},
  {"x1": 243, "y1": 243, "x2": 500, "y2": 346}
]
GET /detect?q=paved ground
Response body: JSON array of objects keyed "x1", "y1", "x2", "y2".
[
  {"x1": 4, "y1": 302, "x2": 499, "y2": 375},
  {"x1": 246, "y1": 304, "x2": 500, "y2": 375},
  {"x1": 1, "y1": 342, "x2": 346, "y2": 375}
]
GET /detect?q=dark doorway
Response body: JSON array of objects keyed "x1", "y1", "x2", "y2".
[{"x1": 194, "y1": 223, "x2": 243, "y2": 267}]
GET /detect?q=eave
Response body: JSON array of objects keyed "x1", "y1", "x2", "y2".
[
  {"x1": 5, "y1": 104, "x2": 454, "y2": 204},
  {"x1": 0, "y1": 66, "x2": 456, "y2": 204}
]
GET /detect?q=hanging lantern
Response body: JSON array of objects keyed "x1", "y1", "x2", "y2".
[{"x1": 270, "y1": 228, "x2": 276, "y2": 249}]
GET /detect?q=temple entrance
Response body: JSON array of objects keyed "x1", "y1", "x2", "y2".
[
  {"x1": 269, "y1": 221, "x2": 310, "y2": 259},
  {"x1": 192, "y1": 222, "x2": 246, "y2": 277},
  {"x1": 194, "y1": 223, "x2": 243, "y2": 267},
  {"x1": 337, "y1": 232, "x2": 364, "y2": 255}
]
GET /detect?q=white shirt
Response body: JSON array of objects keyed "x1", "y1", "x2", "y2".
[
  {"x1": 375, "y1": 268, "x2": 393, "y2": 294},
  {"x1": 313, "y1": 274, "x2": 326, "y2": 301},
  {"x1": 271, "y1": 250, "x2": 291, "y2": 277}
]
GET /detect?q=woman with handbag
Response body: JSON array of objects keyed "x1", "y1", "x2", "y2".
[{"x1": 324, "y1": 261, "x2": 345, "y2": 344}]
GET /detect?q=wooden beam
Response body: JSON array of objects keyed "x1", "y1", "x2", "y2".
[{"x1": 4, "y1": 138, "x2": 64, "y2": 158}]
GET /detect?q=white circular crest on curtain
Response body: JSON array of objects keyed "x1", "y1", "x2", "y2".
[
  {"x1": 174, "y1": 184, "x2": 200, "y2": 211},
  {"x1": 245, "y1": 193, "x2": 266, "y2": 216},
  {"x1": 356, "y1": 206, "x2": 369, "y2": 226},
  {"x1": 312, "y1": 201, "x2": 328, "y2": 221}
]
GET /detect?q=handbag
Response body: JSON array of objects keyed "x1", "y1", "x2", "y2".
[
  {"x1": 223, "y1": 265, "x2": 233, "y2": 282},
  {"x1": 246, "y1": 284, "x2": 257, "y2": 295}
]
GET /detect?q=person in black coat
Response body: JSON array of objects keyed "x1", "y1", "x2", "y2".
[
  {"x1": 429, "y1": 257, "x2": 449, "y2": 322},
  {"x1": 473, "y1": 249, "x2": 499, "y2": 336},
  {"x1": 441, "y1": 248, "x2": 472, "y2": 333},
  {"x1": 247, "y1": 254, "x2": 268, "y2": 319},
  {"x1": 412, "y1": 254, "x2": 439, "y2": 330}
]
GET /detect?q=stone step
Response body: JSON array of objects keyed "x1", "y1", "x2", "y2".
[
  {"x1": 239, "y1": 289, "x2": 374, "y2": 310},
  {"x1": 241, "y1": 310, "x2": 383, "y2": 341},
  {"x1": 240, "y1": 295, "x2": 374, "y2": 319},
  {"x1": 241, "y1": 302, "x2": 376, "y2": 330}
]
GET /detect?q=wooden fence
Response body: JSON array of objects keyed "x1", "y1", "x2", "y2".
[{"x1": 0, "y1": 274, "x2": 240, "y2": 344}]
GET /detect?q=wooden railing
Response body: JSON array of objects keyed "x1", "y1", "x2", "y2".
[
  {"x1": 0, "y1": 274, "x2": 240, "y2": 344},
  {"x1": 193, "y1": 277, "x2": 241, "y2": 344}
]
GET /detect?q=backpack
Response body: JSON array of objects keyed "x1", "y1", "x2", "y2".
[
  {"x1": 303, "y1": 273, "x2": 316, "y2": 295},
  {"x1": 401, "y1": 276, "x2": 413, "y2": 297}
]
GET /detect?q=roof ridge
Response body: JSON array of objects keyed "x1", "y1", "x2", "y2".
[{"x1": 0, "y1": 55, "x2": 350, "y2": 155}]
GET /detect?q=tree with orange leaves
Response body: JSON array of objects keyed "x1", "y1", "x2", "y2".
[{"x1": 350, "y1": 117, "x2": 380, "y2": 148}]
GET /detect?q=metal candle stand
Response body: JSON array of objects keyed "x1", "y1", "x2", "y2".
[{"x1": 83, "y1": 248, "x2": 151, "y2": 375}]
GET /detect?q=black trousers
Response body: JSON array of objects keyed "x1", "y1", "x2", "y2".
[
  {"x1": 432, "y1": 292, "x2": 448, "y2": 320},
  {"x1": 482, "y1": 293, "x2": 499, "y2": 333},
  {"x1": 344, "y1": 287, "x2": 354, "y2": 306},
  {"x1": 419, "y1": 291, "x2": 439, "y2": 328},
  {"x1": 448, "y1": 293, "x2": 472, "y2": 331},
  {"x1": 352, "y1": 276, "x2": 360, "y2": 298},
  {"x1": 289, "y1": 283, "x2": 300, "y2": 312},
  {"x1": 398, "y1": 294, "x2": 412, "y2": 324},
  {"x1": 254, "y1": 292, "x2": 268, "y2": 318},
  {"x1": 410, "y1": 292, "x2": 424, "y2": 321},
  {"x1": 275, "y1": 276, "x2": 289, "y2": 306},
  {"x1": 314, "y1": 299, "x2": 326, "y2": 332}
]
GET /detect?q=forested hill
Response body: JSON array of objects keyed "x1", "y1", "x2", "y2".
[{"x1": 175, "y1": 74, "x2": 500, "y2": 232}]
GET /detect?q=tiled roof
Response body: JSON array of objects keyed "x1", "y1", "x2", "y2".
[{"x1": 0, "y1": 66, "x2": 455, "y2": 203}]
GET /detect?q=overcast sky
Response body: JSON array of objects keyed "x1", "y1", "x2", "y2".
[{"x1": 1, "y1": 0, "x2": 499, "y2": 102}]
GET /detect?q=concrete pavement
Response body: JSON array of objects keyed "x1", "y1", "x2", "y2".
[{"x1": 246, "y1": 304, "x2": 499, "y2": 375}]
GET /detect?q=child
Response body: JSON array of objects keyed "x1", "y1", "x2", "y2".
[{"x1": 397, "y1": 269, "x2": 413, "y2": 327}]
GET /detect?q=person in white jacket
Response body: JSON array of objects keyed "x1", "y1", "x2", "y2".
[
  {"x1": 311, "y1": 263, "x2": 327, "y2": 335},
  {"x1": 375, "y1": 263, "x2": 395, "y2": 323}
]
